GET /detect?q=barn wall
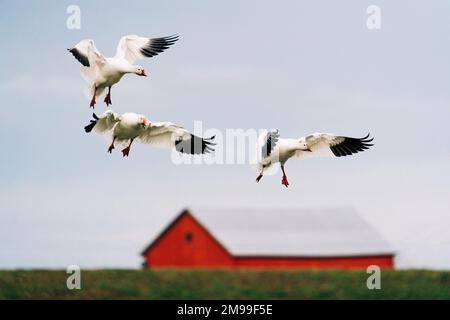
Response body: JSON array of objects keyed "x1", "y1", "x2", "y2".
[
  {"x1": 234, "y1": 255, "x2": 394, "y2": 269},
  {"x1": 144, "y1": 213, "x2": 234, "y2": 268}
]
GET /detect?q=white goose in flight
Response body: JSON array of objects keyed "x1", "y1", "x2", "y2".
[
  {"x1": 84, "y1": 111, "x2": 215, "y2": 157},
  {"x1": 68, "y1": 34, "x2": 179, "y2": 108},
  {"x1": 256, "y1": 130, "x2": 374, "y2": 187}
]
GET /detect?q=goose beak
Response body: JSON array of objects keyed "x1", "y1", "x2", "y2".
[{"x1": 141, "y1": 70, "x2": 147, "y2": 77}]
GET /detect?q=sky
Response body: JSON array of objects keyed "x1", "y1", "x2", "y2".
[{"x1": 0, "y1": 0, "x2": 449, "y2": 269}]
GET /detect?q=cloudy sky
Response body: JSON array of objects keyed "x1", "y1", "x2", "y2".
[{"x1": 1, "y1": 0, "x2": 449, "y2": 269}]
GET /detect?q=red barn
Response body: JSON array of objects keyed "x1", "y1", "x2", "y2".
[{"x1": 141, "y1": 208, "x2": 395, "y2": 269}]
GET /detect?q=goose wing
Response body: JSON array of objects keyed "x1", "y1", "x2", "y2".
[
  {"x1": 296, "y1": 133, "x2": 374, "y2": 158},
  {"x1": 115, "y1": 34, "x2": 179, "y2": 64},
  {"x1": 138, "y1": 122, "x2": 215, "y2": 155},
  {"x1": 68, "y1": 39, "x2": 106, "y2": 67}
]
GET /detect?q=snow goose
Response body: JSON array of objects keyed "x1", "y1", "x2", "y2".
[
  {"x1": 84, "y1": 111, "x2": 215, "y2": 157},
  {"x1": 255, "y1": 130, "x2": 374, "y2": 187},
  {"x1": 68, "y1": 35, "x2": 179, "y2": 108}
]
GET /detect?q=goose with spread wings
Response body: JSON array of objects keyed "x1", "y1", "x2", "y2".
[
  {"x1": 84, "y1": 111, "x2": 215, "y2": 157},
  {"x1": 256, "y1": 130, "x2": 374, "y2": 187},
  {"x1": 68, "y1": 34, "x2": 179, "y2": 108}
]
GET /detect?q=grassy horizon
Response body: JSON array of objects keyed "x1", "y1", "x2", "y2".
[{"x1": 0, "y1": 269, "x2": 449, "y2": 299}]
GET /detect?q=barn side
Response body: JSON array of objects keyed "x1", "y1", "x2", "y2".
[{"x1": 142, "y1": 210, "x2": 234, "y2": 268}]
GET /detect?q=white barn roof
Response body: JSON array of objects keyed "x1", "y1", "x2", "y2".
[{"x1": 189, "y1": 207, "x2": 395, "y2": 257}]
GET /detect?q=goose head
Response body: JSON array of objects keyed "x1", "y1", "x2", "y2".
[
  {"x1": 138, "y1": 115, "x2": 150, "y2": 128},
  {"x1": 134, "y1": 66, "x2": 147, "y2": 77},
  {"x1": 298, "y1": 139, "x2": 312, "y2": 152}
]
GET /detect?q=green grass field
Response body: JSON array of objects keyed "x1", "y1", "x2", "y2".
[{"x1": 0, "y1": 269, "x2": 449, "y2": 299}]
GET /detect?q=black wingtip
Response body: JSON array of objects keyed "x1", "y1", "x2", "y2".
[
  {"x1": 174, "y1": 134, "x2": 216, "y2": 155},
  {"x1": 330, "y1": 133, "x2": 375, "y2": 157},
  {"x1": 84, "y1": 122, "x2": 96, "y2": 133},
  {"x1": 361, "y1": 133, "x2": 374, "y2": 144},
  {"x1": 261, "y1": 129, "x2": 280, "y2": 158},
  {"x1": 361, "y1": 132, "x2": 371, "y2": 140},
  {"x1": 166, "y1": 34, "x2": 180, "y2": 40},
  {"x1": 204, "y1": 136, "x2": 216, "y2": 151},
  {"x1": 68, "y1": 47, "x2": 90, "y2": 67},
  {"x1": 84, "y1": 114, "x2": 98, "y2": 133}
]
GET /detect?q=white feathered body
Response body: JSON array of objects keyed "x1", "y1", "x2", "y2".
[
  {"x1": 112, "y1": 113, "x2": 146, "y2": 142},
  {"x1": 260, "y1": 138, "x2": 303, "y2": 168},
  {"x1": 81, "y1": 58, "x2": 133, "y2": 98},
  {"x1": 98, "y1": 59, "x2": 129, "y2": 86}
]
